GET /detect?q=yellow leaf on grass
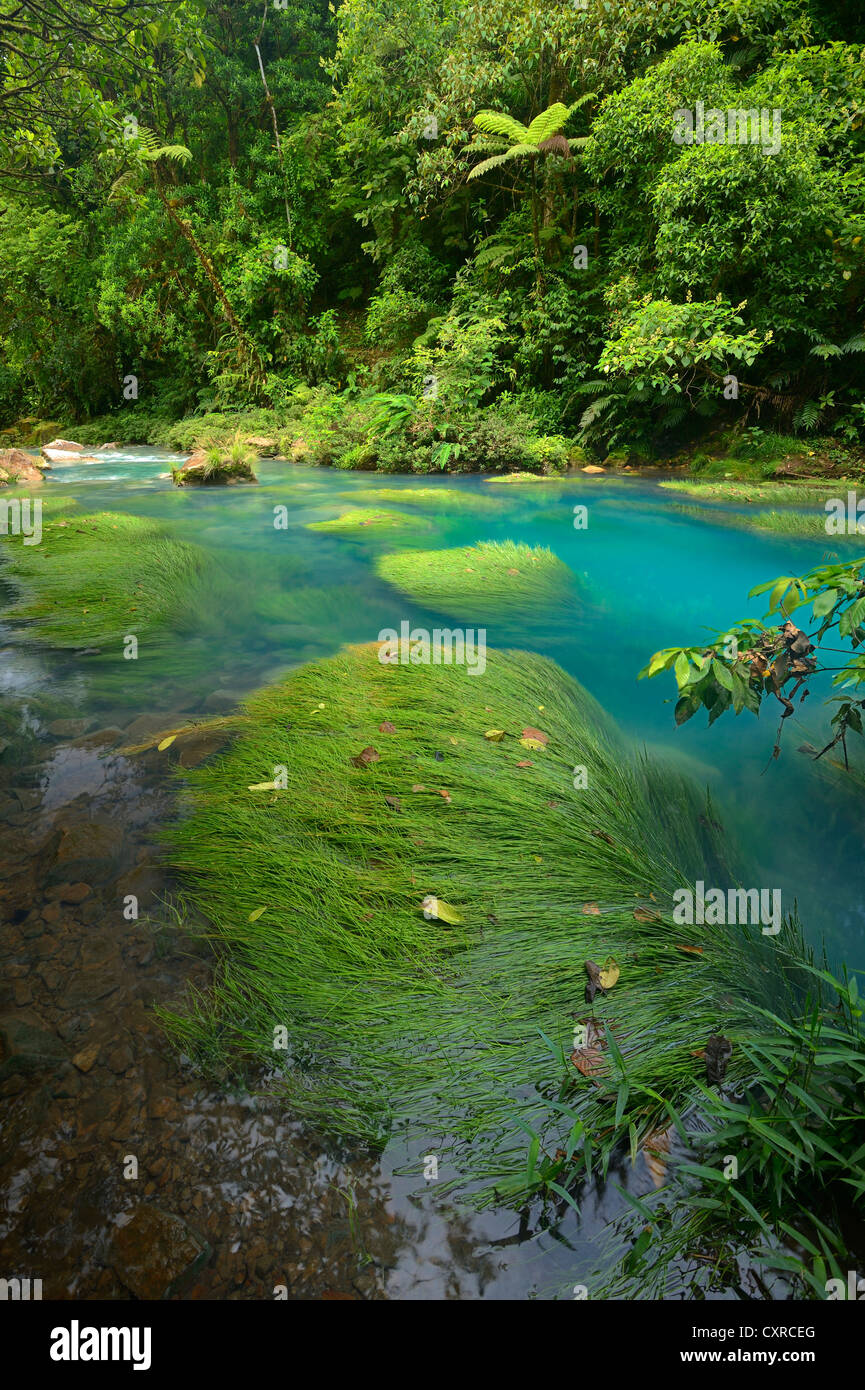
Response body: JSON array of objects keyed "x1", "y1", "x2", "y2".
[
  {"x1": 484, "y1": 729, "x2": 505, "y2": 741},
  {"x1": 599, "y1": 956, "x2": 620, "y2": 990},
  {"x1": 421, "y1": 895, "x2": 463, "y2": 924},
  {"x1": 248, "y1": 907, "x2": 267, "y2": 922},
  {"x1": 248, "y1": 780, "x2": 279, "y2": 791},
  {"x1": 519, "y1": 737, "x2": 546, "y2": 751},
  {"x1": 157, "y1": 735, "x2": 177, "y2": 751}
]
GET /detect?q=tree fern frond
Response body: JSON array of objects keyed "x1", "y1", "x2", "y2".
[
  {"x1": 472, "y1": 110, "x2": 529, "y2": 143},
  {"x1": 580, "y1": 395, "x2": 615, "y2": 428},
  {"x1": 462, "y1": 137, "x2": 509, "y2": 155},
  {"x1": 468, "y1": 147, "x2": 536, "y2": 179},
  {"x1": 842, "y1": 333, "x2": 865, "y2": 353},
  {"x1": 565, "y1": 92, "x2": 597, "y2": 115},
  {"x1": 525, "y1": 102, "x2": 571, "y2": 146}
]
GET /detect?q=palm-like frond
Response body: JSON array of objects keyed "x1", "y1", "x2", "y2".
[
  {"x1": 131, "y1": 125, "x2": 192, "y2": 164},
  {"x1": 472, "y1": 110, "x2": 530, "y2": 143},
  {"x1": 525, "y1": 102, "x2": 571, "y2": 147},
  {"x1": 468, "y1": 146, "x2": 537, "y2": 179}
]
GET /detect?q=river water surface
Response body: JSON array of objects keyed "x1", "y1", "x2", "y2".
[{"x1": 1, "y1": 451, "x2": 862, "y2": 1298}]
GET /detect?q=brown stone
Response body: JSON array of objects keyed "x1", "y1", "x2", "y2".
[
  {"x1": 47, "y1": 882, "x2": 92, "y2": 904},
  {"x1": 46, "y1": 718, "x2": 92, "y2": 739},
  {"x1": 109, "y1": 1206, "x2": 211, "y2": 1299},
  {"x1": 0, "y1": 448, "x2": 44, "y2": 485},
  {"x1": 72, "y1": 1043, "x2": 100, "y2": 1073}
]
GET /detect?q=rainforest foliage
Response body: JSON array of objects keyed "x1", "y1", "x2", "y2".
[{"x1": 1, "y1": 0, "x2": 863, "y2": 462}]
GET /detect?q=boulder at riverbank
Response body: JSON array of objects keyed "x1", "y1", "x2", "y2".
[{"x1": 0, "y1": 448, "x2": 44, "y2": 486}]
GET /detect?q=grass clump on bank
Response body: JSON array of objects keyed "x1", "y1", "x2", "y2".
[{"x1": 376, "y1": 541, "x2": 577, "y2": 623}]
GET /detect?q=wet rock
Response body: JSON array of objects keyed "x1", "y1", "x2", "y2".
[
  {"x1": 122, "y1": 713, "x2": 180, "y2": 743},
  {"x1": 0, "y1": 448, "x2": 44, "y2": 485},
  {"x1": 106, "y1": 1041, "x2": 134, "y2": 1074},
  {"x1": 13, "y1": 788, "x2": 41, "y2": 812},
  {"x1": 174, "y1": 728, "x2": 230, "y2": 767},
  {"x1": 72, "y1": 1043, "x2": 100, "y2": 1073},
  {"x1": 109, "y1": 1205, "x2": 211, "y2": 1300},
  {"x1": 0, "y1": 1015, "x2": 67, "y2": 1079},
  {"x1": 46, "y1": 882, "x2": 92, "y2": 904},
  {"x1": 114, "y1": 862, "x2": 163, "y2": 912},
  {"x1": 203, "y1": 690, "x2": 243, "y2": 712},
  {"x1": 69, "y1": 727, "x2": 123, "y2": 751},
  {"x1": 49, "y1": 816, "x2": 124, "y2": 882},
  {"x1": 46, "y1": 718, "x2": 93, "y2": 739},
  {"x1": 41, "y1": 439, "x2": 84, "y2": 463}
]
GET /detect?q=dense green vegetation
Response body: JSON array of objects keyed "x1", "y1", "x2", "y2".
[{"x1": 2, "y1": 0, "x2": 863, "y2": 472}]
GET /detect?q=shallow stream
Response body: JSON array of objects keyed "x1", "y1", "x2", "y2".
[{"x1": 1, "y1": 452, "x2": 862, "y2": 1298}]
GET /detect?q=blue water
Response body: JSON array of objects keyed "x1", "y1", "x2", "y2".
[
  {"x1": 17, "y1": 451, "x2": 863, "y2": 970},
  {"x1": 3, "y1": 449, "x2": 863, "y2": 1300}
]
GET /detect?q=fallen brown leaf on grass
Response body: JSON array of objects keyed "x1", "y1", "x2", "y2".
[
  {"x1": 350, "y1": 746, "x2": 380, "y2": 768},
  {"x1": 384, "y1": 794, "x2": 402, "y2": 811},
  {"x1": 582, "y1": 902, "x2": 600, "y2": 915},
  {"x1": 674, "y1": 943, "x2": 704, "y2": 955},
  {"x1": 591, "y1": 829, "x2": 615, "y2": 846},
  {"x1": 516, "y1": 759, "x2": 533, "y2": 768},
  {"x1": 411, "y1": 783, "x2": 426, "y2": 792},
  {"x1": 642, "y1": 1126, "x2": 673, "y2": 1188},
  {"x1": 704, "y1": 1035, "x2": 733, "y2": 1085},
  {"x1": 634, "y1": 906, "x2": 661, "y2": 923},
  {"x1": 570, "y1": 1017, "x2": 607, "y2": 1077},
  {"x1": 599, "y1": 956, "x2": 619, "y2": 989},
  {"x1": 584, "y1": 959, "x2": 607, "y2": 1004},
  {"x1": 379, "y1": 720, "x2": 396, "y2": 734}
]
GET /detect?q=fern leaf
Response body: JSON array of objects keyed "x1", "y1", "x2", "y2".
[
  {"x1": 468, "y1": 147, "x2": 536, "y2": 179},
  {"x1": 565, "y1": 93, "x2": 597, "y2": 115},
  {"x1": 472, "y1": 110, "x2": 529, "y2": 143},
  {"x1": 525, "y1": 102, "x2": 571, "y2": 146}
]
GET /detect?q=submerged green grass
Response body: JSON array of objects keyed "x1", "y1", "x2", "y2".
[
  {"x1": 376, "y1": 540, "x2": 578, "y2": 624},
  {"x1": 338, "y1": 486, "x2": 505, "y2": 513},
  {"x1": 307, "y1": 506, "x2": 434, "y2": 536},
  {"x1": 660, "y1": 479, "x2": 840, "y2": 503},
  {"x1": 670, "y1": 502, "x2": 863, "y2": 542},
  {"x1": 161, "y1": 644, "x2": 809, "y2": 1204},
  {"x1": 0, "y1": 511, "x2": 215, "y2": 647}
]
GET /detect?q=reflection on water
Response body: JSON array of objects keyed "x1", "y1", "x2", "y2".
[{"x1": 1, "y1": 451, "x2": 863, "y2": 1298}]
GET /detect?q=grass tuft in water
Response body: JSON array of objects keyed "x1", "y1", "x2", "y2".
[
  {"x1": 376, "y1": 540, "x2": 578, "y2": 624},
  {"x1": 158, "y1": 643, "x2": 809, "y2": 1208}
]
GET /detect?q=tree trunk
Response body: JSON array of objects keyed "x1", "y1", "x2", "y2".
[{"x1": 152, "y1": 182, "x2": 265, "y2": 381}]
